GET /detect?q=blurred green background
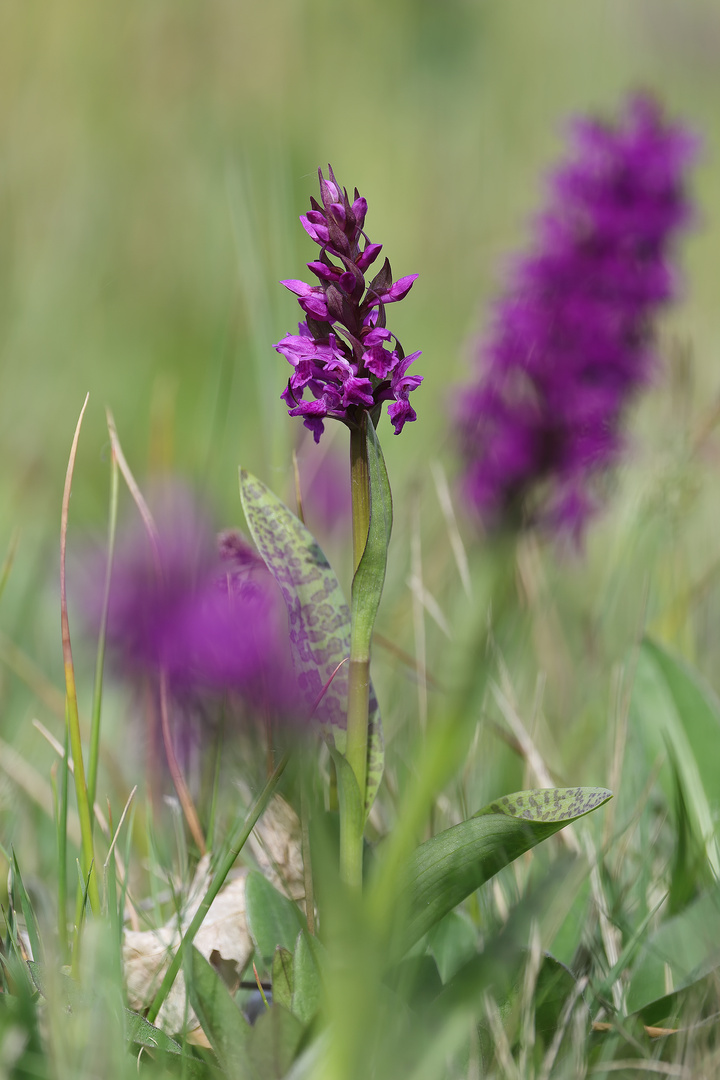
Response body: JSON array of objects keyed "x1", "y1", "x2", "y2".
[
  {"x1": 2, "y1": 0, "x2": 720, "y2": 803},
  {"x1": 2, "y1": 0, "x2": 719, "y2": 511}
]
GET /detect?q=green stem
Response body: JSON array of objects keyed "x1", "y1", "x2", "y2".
[
  {"x1": 146, "y1": 749, "x2": 290, "y2": 1025},
  {"x1": 341, "y1": 422, "x2": 372, "y2": 889},
  {"x1": 346, "y1": 654, "x2": 370, "y2": 800}
]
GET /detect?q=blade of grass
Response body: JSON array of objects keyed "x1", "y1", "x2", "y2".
[
  {"x1": 61, "y1": 393, "x2": 99, "y2": 918},
  {"x1": 35, "y1": 714, "x2": 142, "y2": 938},
  {"x1": 430, "y1": 461, "x2": 471, "y2": 597},
  {"x1": 160, "y1": 670, "x2": 206, "y2": 855},
  {"x1": 119, "y1": 796, "x2": 138, "y2": 932},
  {"x1": 87, "y1": 447, "x2": 119, "y2": 814},
  {"x1": 33, "y1": 718, "x2": 131, "y2": 890},
  {"x1": 58, "y1": 723, "x2": 69, "y2": 962},
  {"x1": 537, "y1": 975, "x2": 589, "y2": 1080},
  {"x1": 594, "y1": 890, "x2": 668, "y2": 1003},
  {"x1": 9, "y1": 851, "x2": 43, "y2": 963},
  {"x1": 104, "y1": 794, "x2": 135, "y2": 984},
  {"x1": 105, "y1": 408, "x2": 161, "y2": 554},
  {"x1": 105, "y1": 801, "x2": 120, "y2": 943},
  {"x1": 104, "y1": 785, "x2": 137, "y2": 877},
  {"x1": 73, "y1": 858, "x2": 95, "y2": 971}
]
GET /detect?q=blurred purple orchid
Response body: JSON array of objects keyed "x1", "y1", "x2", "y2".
[
  {"x1": 456, "y1": 95, "x2": 698, "y2": 540},
  {"x1": 93, "y1": 489, "x2": 297, "y2": 717}
]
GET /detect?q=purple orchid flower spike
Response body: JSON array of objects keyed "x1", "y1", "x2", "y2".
[
  {"x1": 275, "y1": 165, "x2": 422, "y2": 442},
  {"x1": 456, "y1": 95, "x2": 698, "y2": 541}
]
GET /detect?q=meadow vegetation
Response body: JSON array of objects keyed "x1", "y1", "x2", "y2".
[{"x1": 2, "y1": 3, "x2": 720, "y2": 1077}]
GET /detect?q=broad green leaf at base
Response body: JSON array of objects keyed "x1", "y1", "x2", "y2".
[
  {"x1": 398, "y1": 786, "x2": 612, "y2": 954},
  {"x1": 186, "y1": 946, "x2": 254, "y2": 1080}
]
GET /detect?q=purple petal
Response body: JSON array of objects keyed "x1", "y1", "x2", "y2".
[
  {"x1": 351, "y1": 196, "x2": 367, "y2": 230},
  {"x1": 300, "y1": 214, "x2": 330, "y2": 245},
  {"x1": 357, "y1": 242, "x2": 383, "y2": 272},
  {"x1": 281, "y1": 279, "x2": 313, "y2": 298},
  {"x1": 304, "y1": 415, "x2": 325, "y2": 443},
  {"x1": 299, "y1": 293, "x2": 331, "y2": 320},
  {"x1": 341, "y1": 375, "x2": 375, "y2": 408},
  {"x1": 307, "y1": 260, "x2": 342, "y2": 283},
  {"x1": 388, "y1": 398, "x2": 417, "y2": 434},
  {"x1": 367, "y1": 274, "x2": 419, "y2": 306}
]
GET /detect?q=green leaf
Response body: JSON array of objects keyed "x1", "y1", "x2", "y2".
[
  {"x1": 186, "y1": 946, "x2": 255, "y2": 1080},
  {"x1": 9, "y1": 850, "x2": 44, "y2": 964},
  {"x1": 594, "y1": 891, "x2": 667, "y2": 1004},
  {"x1": 667, "y1": 751, "x2": 712, "y2": 915},
  {"x1": 26, "y1": 959, "x2": 74, "y2": 1002},
  {"x1": 475, "y1": 786, "x2": 612, "y2": 823},
  {"x1": 399, "y1": 787, "x2": 612, "y2": 955},
  {"x1": 427, "y1": 911, "x2": 478, "y2": 984},
  {"x1": 123, "y1": 1009, "x2": 186, "y2": 1056},
  {"x1": 272, "y1": 947, "x2": 295, "y2": 1012},
  {"x1": 631, "y1": 637, "x2": 720, "y2": 875},
  {"x1": 245, "y1": 872, "x2": 305, "y2": 967},
  {"x1": 626, "y1": 887, "x2": 720, "y2": 1016},
  {"x1": 420, "y1": 857, "x2": 586, "y2": 1066},
  {"x1": 292, "y1": 930, "x2": 325, "y2": 1025},
  {"x1": 247, "y1": 1004, "x2": 305, "y2": 1079},
  {"x1": 6, "y1": 951, "x2": 41, "y2": 1001},
  {"x1": 386, "y1": 954, "x2": 444, "y2": 1010},
  {"x1": 477, "y1": 953, "x2": 581, "y2": 1058},
  {"x1": 547, "y1": 874, "x2": 591, "y2": 968},
  {"x1": 473, "y1": 953, "x2": 580, "y2": 1064},
  {"x1": 350, "y1": 415, "x2": 392, "y2": 658},
  {"x1": 533, "y1": 955, "x2": 583, "y2": 1041},
  {"x1": 239, "y1": 469, "x2": 384, "y2": 811}
]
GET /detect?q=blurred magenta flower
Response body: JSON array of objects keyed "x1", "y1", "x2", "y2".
[
  {"x1": 456, "y1": 95, "x2": 698, "y2": 539},
  {"x1": 95, "y1": 490, "x2": 297, "y2": 716},
  {"x1": 275, "y1": 165, "x2": 422, "y2": 442}
]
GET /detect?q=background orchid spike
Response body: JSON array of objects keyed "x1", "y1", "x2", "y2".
[
  {"x1": 456, "y1": 94, "x2": 698, "y2": 541},
  {"x1": 275, "y1": 164, "x2": 422, "y2": 442}
]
